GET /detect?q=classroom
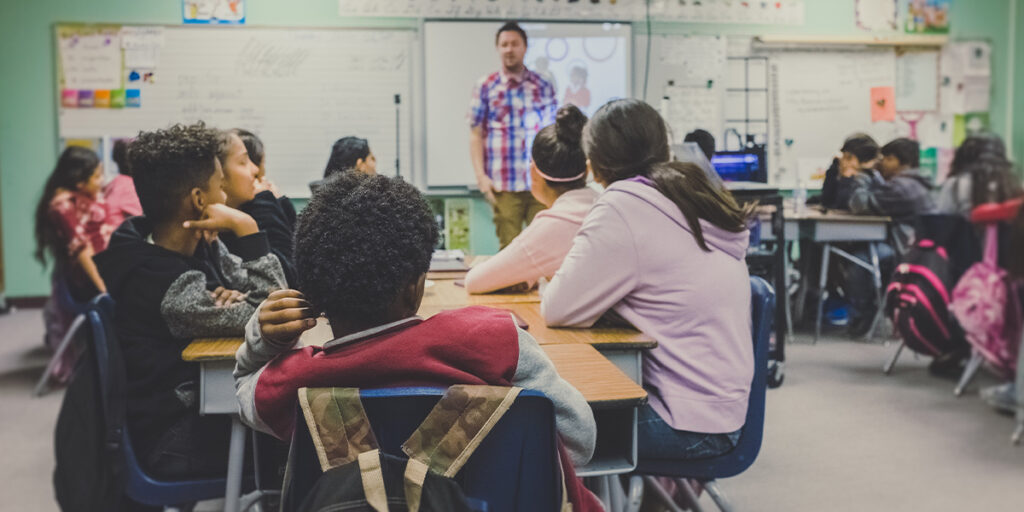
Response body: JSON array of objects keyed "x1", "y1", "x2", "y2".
[{"x1": 1, "y1": 0, "x2": 1023, "y2": 510}]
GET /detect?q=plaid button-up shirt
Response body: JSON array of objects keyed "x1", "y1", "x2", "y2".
[{"x1": 468, "y1": 68, "x2": 557, "y2": 192}]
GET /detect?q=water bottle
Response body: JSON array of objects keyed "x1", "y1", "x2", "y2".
[{"x1": 794, "y1": 180, "x2": 807, "y2": 215}]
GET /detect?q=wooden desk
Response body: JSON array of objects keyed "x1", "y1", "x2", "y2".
[
  {"x1": 418, "y1": 302, "x2": 655, "y2": 383},
  {"x1": 184, "y1": 337, "x2": 645, "y2": 478},
  {"x1": 421, "y1": 278, "x2": 540, "y2": 307}
]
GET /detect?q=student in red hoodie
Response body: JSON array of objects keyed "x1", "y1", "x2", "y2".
[{"x1": 233, "y1": 171, "x2": 601, "y2": 510}]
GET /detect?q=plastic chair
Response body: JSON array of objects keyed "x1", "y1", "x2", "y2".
[
  {"x1": 34, "y1": 270, "x2": 93, "y2": 396},
  {"x1": 625, "y1": 276, "x2": 774, "y2": 512},
  {"x1": 86, "y1": 295, "x2": 250, "y2": 511},
  {"x1": 283, "y1": 387, "x2": 562, "y2": 512}
]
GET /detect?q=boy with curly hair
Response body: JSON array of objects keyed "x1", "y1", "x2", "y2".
[
  {"x1": 234, "y1": 172, "x2": 601, "y2": 510},
  {"x1": 94, "y1": 122, "x2": 286, "y2": 479}
]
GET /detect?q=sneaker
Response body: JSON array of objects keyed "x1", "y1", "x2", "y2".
[{"x1": 980, "y1": 383, "x2": 1019, "y2": 415}]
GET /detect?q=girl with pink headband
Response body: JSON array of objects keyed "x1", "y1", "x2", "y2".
[{"x1": 465, "y1": 104, "x2": 598, "y2": 294}]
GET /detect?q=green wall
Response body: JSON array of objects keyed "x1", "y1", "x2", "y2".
[{"x1": 0, "y1": 0, "x2": 1017, "y2": 297}]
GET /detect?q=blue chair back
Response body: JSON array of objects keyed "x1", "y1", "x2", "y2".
[
  {"x1": 285, "y1": 387, "x2": 562, "y2": 512},
  {"x1": 636, "y1": 275, "x2": 774, "y2": 479},
  {"x1": 54, "y1": 267, "x2": 92, "y2": 316},
  {"x1": 84, "y1": 295, "x2": 231, "y2": 507}
]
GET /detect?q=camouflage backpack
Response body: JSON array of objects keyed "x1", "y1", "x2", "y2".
[{"x1": 288, "y1": 385, "x2": 567, "y2": 512}]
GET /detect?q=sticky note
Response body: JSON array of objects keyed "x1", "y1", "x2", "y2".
[
  {"x1": 61, "y1": 89, "x2": 78, "y2": 108},
  {"x1": 94, "y1": 90, "x2": 111, "y2": 108},
  {"x1": 110, "y1": 89, "x2": 126, "y2": 109},
  {"x1": 78, "y1": 90, "x2": 95, "y2": 108},
  {"x1": 871, "y1": 86, "x2": 896, "y2": 122},
  {"x1": 125, "y1": 89, "x2": 141, "y2": 108}
]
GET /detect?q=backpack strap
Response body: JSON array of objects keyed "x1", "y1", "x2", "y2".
[
  {"x1": 298, "y1": 387, "x2": 379, "y2": 472},
  {"x1": 401, "y1": 385, "x2": 522, "y2": 477},
  {"x1": 984, "y1": 223, "x2": 999, "y2": 265},
  {"x1": 357, "y1": 449, "x2": 390, "y2": 512}
]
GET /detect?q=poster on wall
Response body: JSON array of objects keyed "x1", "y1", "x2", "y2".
[
  {"x1": 905, "y1": 0, "x2": 950, "y2": 34},
  {"x1": 183, "y1": 0, "x2": 246, "y2": 25}
]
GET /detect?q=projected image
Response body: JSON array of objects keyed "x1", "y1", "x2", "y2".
[{"x1": 524, "y1": 23, "x2": 630, "y2": 117}]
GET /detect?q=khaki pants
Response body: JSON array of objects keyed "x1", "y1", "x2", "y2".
[{"x1": 492, "y1": 191, "x2": 546, "y2": 248}]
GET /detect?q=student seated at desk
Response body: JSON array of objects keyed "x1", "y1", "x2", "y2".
[
  {"x1": 849, "y1": 137, "x2": 936, "y2": 246},
  {"x1": 93, "y1": 122, "x2": 286, "y2": 481},
  {"x1": 541, "y1": 99, "x2": 754, "y2": 462},
  {"x1": 217, "y1": 128, "x2": 298, "y2": 285},
  {"x1": 308, "y1": 135, "x2": 377, "y2": 193},
  {"x1": 464, "y1": 105, "x2": 598, "y2": 294},
  {"x1": 233, "y1": 172, "x2": 601, "y2": 510},
  {"x1": 937, "y1": 134, "x2": 1022, "y2": 217},
  {"x1": 815, "y1": 134, "x2": 880, "y2": 210}
]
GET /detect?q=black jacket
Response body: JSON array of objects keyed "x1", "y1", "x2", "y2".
[
  {"x1": 221, "y1": 191, "x2": 297, "y2": 285},
  {"x1": 93, "y1": 217, "x2": 285, "y2": 456}
]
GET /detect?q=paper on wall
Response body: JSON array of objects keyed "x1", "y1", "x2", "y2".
[
  {"x1": 657, "y1": 35, "x2": 727, "y2": 88},
  {"x1": 895, "y1": 51, "x2": 938, "y2": 112},
  {"x1": 940, "y1": 41, "x2": 991, "y2": 114},
  {"x1": 121, "y1": 26, "x2": 165, "y2": 68},
  {"x1": 662, "y1": 85, "x2": 724, "y2": 145},
  {"x1": 60, "y1": 32, "x2": 122, "y2": 90},
  {"x1": 856, "y1": 0, "x2": 898, "y2": 31}
]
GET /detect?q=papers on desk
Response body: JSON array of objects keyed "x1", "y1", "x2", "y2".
[{"x1": 430, "y1": 249, "x2": 468, "y2": 272}]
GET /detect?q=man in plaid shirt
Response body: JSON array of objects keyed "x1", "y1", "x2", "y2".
[{"x1": 468, "y1": 22, "x2": 557, "y2": 248}]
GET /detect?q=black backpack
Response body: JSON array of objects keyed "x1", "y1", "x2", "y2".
[
  {"x1": 53, "y1": 298, "x2": 127, "y2": 511},
  {"x1": 885, "y1": 239, "x2": 967, "y2": 356}
]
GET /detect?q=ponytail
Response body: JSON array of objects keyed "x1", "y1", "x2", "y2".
[{"x1": 648, "y1": 161, "x2": 751, "y2": 252}]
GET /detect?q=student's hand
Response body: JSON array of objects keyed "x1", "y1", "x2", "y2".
[
  {"x1": 184, "y1": 203, "x2": 259, "y2": 238},
  {"x1": 258, "y1": 289, "x2": 318, "y2": 348},
  {"x1": 254, "y1": 177, "x2": 282, "y2": 198},
  {"x1": 210, "y1": 286, "x2": 248, "y2": 307},
  {"x1": 476, "y1": 174, "x2": 497, "y2": 205}
]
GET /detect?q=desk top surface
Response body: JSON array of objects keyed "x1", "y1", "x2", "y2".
[
  {"x1": 421, "y1": 278, "x2": 540, "y2": 306},
  {"x1": 785, "y1": 207, "x2": 891, "y2": 223},
  {"x1": 182, "y1": 337, "x2": 646, "y2": 407},
  {"x1": 417, "y1": 302, "x2": 656, "y2": 349}
]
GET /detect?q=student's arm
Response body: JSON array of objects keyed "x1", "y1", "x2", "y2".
[
  {"x1": 464, "y1": 218, "x2": 562, "y2": 293},
  {"x1": 818, "y1": 158, "x2": 841, "y2": 208},
  {"x1": 239, "y1": 191, "x2": 297, "y2": 285},
  {"x1": 160, "y1": 270, "x2": 258, "y2": 339},
  {"x1": 511, "y1": 326, "x2": 596, "y2": 466},
  {"x1": 78, "y1": 246, "x2": 106, "y2": 293},
  {"x1": 848, "y1": 171, "x2": 883, "y2": 215},
  {"x1": 541, "y1": 202, "x2": 638, "y2": 327},
  {"x1": 214, "y1": 236, "x2": 287, "y2": 303},
  {"x1": 235, "y1": 290, "x2": 318, "y2": 434}
]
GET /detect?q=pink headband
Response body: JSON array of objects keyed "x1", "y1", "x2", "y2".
[{"x1": 536, "y1": 168, "x2": 586, "y2": 182}]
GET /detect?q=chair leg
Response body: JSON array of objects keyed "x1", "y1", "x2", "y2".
[
  {"x1": 609, "y1": 475, "x2": 628, "y2": 512},
  {"x1": 33, "y1": 313, "x2": 86, "y2": 397},
  {"x1": 625, "y1": 475, "x2": 644, "y2": 512},
  {"x1": 883, "y1": 341, "x2": 905, "y2": 375},
  {"x1": 703, "y1": 481, "x2": 735, "y2": 512},
  {"x1": 814, "y1": 244, "x2": 832, "y2": 344},
  {"x1": 675, "y1": 479, "x2": 705, "y2": 512},
  {"x1": 864, "y1": 243, "x2": 884, "y2": 341},
  {"x1": 642, "y1": 476, "x2": 693, "y2": 512},
  {"x1": 954, "y1": 351, "x2": 984, "y2": 397}
]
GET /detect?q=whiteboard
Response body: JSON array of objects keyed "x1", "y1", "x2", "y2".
[
  {"x1": 769, "y1": 50, "x2": 897, "y2": 188},
  {"x1": 423, "y1": 21, "x2": 631, "y2": 189},
  {"x1": 58, "y1": 25, "x2": 415, "y2": 197}
]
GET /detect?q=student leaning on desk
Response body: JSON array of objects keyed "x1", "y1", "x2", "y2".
[
  {"x1": 232, "y1": 171, "x2": 603, "y2": 511},
  {"x1": 93, "y1": 122, "x2": 287, "y2": 484}
]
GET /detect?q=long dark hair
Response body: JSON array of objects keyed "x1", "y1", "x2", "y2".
[
  {"x1": 583, "y1": 99, "x2": 750, "y2": 252},
  {"x1": 531, "y1": 104, "x2": 588, "y2": 191},
  {"x1": 324, "y1": 136, "x2": 370, "y2": 178},
  {"x1": 949, "y1": 134, "x2": 1021, "y2": 209},
  {"x1": 34, "y1": 146, "x2": 101, "y2": 264}
]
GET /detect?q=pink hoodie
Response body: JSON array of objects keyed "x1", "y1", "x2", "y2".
[
  {"x1": 465, "y1": 187, "x2": 598, "y2": 294},
  {"x1": 542, "y1": 179, "x2": 753, "y2": 433}
]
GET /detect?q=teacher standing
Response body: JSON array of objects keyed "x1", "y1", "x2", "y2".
[{"x1": 468, "y1": 22, "x2": 558, "y2": 248}]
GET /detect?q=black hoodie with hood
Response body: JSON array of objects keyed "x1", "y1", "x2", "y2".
[{"x1": 93, "y1": 216, "x2": 286, "y2": 457}]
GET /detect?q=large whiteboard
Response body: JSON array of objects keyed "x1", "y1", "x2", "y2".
[
  {"x1": 58, "y1": 26, "x2": 415, "y2": 197},
  {"x1": 769, "y1": 50, "x2": 898, "y2": 188}
]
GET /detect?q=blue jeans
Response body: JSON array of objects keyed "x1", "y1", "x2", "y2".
[{"x1": 637, "y1": 404, "x2": 742, "y2": 460}]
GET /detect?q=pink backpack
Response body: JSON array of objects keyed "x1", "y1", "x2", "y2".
[{"x1": 950, "y1": 224, "x2": 1022, "y2": 379}]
